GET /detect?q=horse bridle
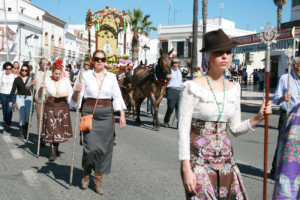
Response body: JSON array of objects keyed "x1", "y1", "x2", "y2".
[{"x1": 158, "y1": 55, "x2": 171, "y2": 81}]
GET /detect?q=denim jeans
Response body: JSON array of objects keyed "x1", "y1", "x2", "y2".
[
  {"x1": 16, "y1": 95, "x2": 32, "y2": 126},
  {"x1": 0, "y1": 93, "x2": 15, "y2": 126},
  {"x1": 147, "y1": 98, "x2": 152, "y2": 112}
]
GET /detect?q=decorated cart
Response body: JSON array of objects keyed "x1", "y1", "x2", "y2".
[{"x1": 85, "y1": 6, "x2": 133, "y2": 73}]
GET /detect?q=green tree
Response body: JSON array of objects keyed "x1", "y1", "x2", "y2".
[
  {"x1": 127, "y1": 8, "x2": 157, "y2": 62},
  {"x1": 273, "y1": 0, "x2": 287, "y2": 30}
]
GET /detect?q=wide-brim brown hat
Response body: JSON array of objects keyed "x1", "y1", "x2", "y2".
[{"x1": 200, "y1": 29, "x2": 238, "y2": 52}]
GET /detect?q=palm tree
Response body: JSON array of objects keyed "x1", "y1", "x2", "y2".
[
  {"x1": 273, "y1": 0, "x2": 287, "y2": 30},
  {"x1": 191, "y1": 0, "x2": 198, "y2": 77},
  {"x1": 127, "y1": 8, "x2": 157, "y2": 62},
  {"x1": 202, "y1": 0, "x2": 208, "y2": 69}
]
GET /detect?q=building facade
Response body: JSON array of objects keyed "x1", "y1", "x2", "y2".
[{"x1": 0, "y1": 0, "x2": 93, "y2": 68}]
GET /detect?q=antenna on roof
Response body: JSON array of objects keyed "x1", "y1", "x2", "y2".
[{"x1": 219, "y1": 2, "x2": 224, "y2": 18}]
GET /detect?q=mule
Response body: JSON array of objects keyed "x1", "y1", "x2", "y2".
[
  {"x1": 132, "y1": 49, "x2": 173, "y2": 131},
  {"x1": 117, "y1": 68, "x2": 135, "y2": 119}
]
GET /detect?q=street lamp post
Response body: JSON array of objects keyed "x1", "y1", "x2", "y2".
[
  {"x1": 142, "y1": 44, "x2": 150, "y2": 64},
  {"x1": 260, "y1": 22, "x2": 277, "y2": 200}
]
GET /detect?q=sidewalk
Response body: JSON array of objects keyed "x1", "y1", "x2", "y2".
[{"x1": 240, "y1": 83, "x2": 280, "y2": 113}]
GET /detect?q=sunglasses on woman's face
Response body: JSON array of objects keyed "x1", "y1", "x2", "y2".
[
  {"x1": 213, "y1": 50, "x2": 232, "y2": 57},
  {"x1": 5, "y1": 68, "x2": 12, "y2": 71},
  {"x1": 93, "y1": 57, "x2": 106, "y2": 62},
  {"x1": 21, "y1": 69, "x2": 28, "y2": 72}
]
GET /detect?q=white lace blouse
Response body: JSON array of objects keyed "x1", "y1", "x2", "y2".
[
  {"x1": 178, "y1": 80, "x2": 254, "y2": 161},
  {"x1": 44, "y1": 76, "x2": 73, "y2": 97}
]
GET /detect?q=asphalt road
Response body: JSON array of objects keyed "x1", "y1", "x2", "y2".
[{"x1": 0, "y1": 85, "x2": 280, "y2": 200}]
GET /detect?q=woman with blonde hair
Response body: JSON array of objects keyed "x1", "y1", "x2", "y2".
[
  {"x1": 179, "y1": 29, "x2": 272, "y2": 199},
  {"x1": 13, "y1": 61, "x2": 20, "y2": 76}
]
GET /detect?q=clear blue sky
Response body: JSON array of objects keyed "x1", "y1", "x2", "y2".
[{"x1": 32, "y1": 0, "x2": 292, "y2": 38}]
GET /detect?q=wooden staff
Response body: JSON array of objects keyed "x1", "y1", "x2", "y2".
[
  {"x1": 69, "y1": 66, "x2": 84, "y2": 186},
  {"x1": 36, "y1": 67, "x2": 47, "y2": 157},
  {"x1": 286, "y1": 58, "x2": 292, "y2": 116},
  {"x1": 263, "y1": 42, "x2": 272, "y2": 200},
  {"x1": 26, "y1": 64, "x2": 38, "y2": 143}
]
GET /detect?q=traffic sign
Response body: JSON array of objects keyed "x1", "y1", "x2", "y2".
[{"x1": 235, "y1": 59, "x2": 240, "y2": 65}]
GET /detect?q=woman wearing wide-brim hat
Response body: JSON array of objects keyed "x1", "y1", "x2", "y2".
[{"x1": 178, "y1": 29, "x2": 272, "y2": 199}]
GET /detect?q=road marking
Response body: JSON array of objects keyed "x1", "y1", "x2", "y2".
[
  {"x1": 22, "y1": 170, "x2": 38, "y2": 186},
  {"x1": 10, "y1": 149, "x2": 24, "y2": 159},
  {"x1": 3, "y1": 135, "x2": 13, "y2": 143}
]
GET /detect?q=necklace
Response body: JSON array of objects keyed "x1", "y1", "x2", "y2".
[{"x1": 206, "y1": 74, "x2": 226, "y2": 121}]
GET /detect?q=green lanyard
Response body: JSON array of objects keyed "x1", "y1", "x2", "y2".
[{"x1": 206, "y1": 74, "x2": 226, "y2": 121}]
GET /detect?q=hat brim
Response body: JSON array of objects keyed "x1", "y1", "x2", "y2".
[{"x1": 200, "y1": 41, "x2": 238, "y2": 52}]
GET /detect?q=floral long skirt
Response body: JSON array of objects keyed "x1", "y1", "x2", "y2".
[
  {"x1": 185, "y1": 120, "x2": 248, "y2": 200},
  {"x1": 41, "y1": 99, "x2": 73, "y2": 143}
]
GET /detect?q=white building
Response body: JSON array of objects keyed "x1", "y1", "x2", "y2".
[
  {"x1": 0, "y1": 0, "x2": 90, "y2": 68},
  {"x1": 157, "y1": 17, "x2": 257, "y2": 68}
]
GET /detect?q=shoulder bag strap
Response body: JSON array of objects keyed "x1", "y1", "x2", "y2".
[{"x1": 91, "y1": 74, "x2": 105, "y2": 115}]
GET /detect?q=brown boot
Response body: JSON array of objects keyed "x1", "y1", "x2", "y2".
[
  {"x1": 19, "y1": 126, "x2": 24, "y2": 139},
  {"x1": 81, "y1": 167, "x2": 92, "y2": 189},
  {"x1": 94, "y1": 172, "x2": 104, "y2": 195},
  {"x1": 49, "y1": 144, "x2": 56, "y2": 161}
]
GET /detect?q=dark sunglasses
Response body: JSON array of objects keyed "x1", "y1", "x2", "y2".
[
  {"x1": 5, "y1": 68, "x2": 12, "y2": 70},
  {"x1": 213, "y1": 50, "x2": 232, "y2": 57},
  {"x1": 94, "y1": 57, "x2": 106, "y2": 62},
  {"x1": 21, "y1": 69, "x2": 28, "y2": 72}
]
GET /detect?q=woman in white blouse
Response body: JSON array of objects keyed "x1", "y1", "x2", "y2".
[
  {"x1": 39, "y1": 60, "x2": 73, "y2": 161},
  {"x1": 0, "y1": 62, "x2": 16, "y2": 130},
  {"x1": 71, "y1": 50, "x2": 126, "y2": 195},
  {"x1": 179, "y1": 29, "x2": 272, "y2": 199}
]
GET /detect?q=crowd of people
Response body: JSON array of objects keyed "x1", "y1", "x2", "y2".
[
  {"x1": 0, "y1": 29, "x2": 299, "y2": 199},
  {"x1": 0, "y1": 52, "x2": 126, "y2": 195}
]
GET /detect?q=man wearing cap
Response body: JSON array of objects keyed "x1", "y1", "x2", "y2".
[{"x1": 164, "y1": 58, "x2": 182, "y2": 128}]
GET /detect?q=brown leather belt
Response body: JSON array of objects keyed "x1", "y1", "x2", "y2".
[
  {"x1": 47, "y1": 97, "x2": 66, "y2": 103},
  {"x1": 84, "y1": 98, "x2": 112, "y2": 107}
]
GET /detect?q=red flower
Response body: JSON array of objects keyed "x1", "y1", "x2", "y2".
[
  {"x1": 55, "y1": 59, "x2": 63, "y2": 67},
  {"x1": 90, "y1": 57, "x2": 93, "y2": 68}
]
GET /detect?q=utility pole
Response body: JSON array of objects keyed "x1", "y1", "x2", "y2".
[{"x1": 3, "y1": 0, "x2": 10, "y2": 61}]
